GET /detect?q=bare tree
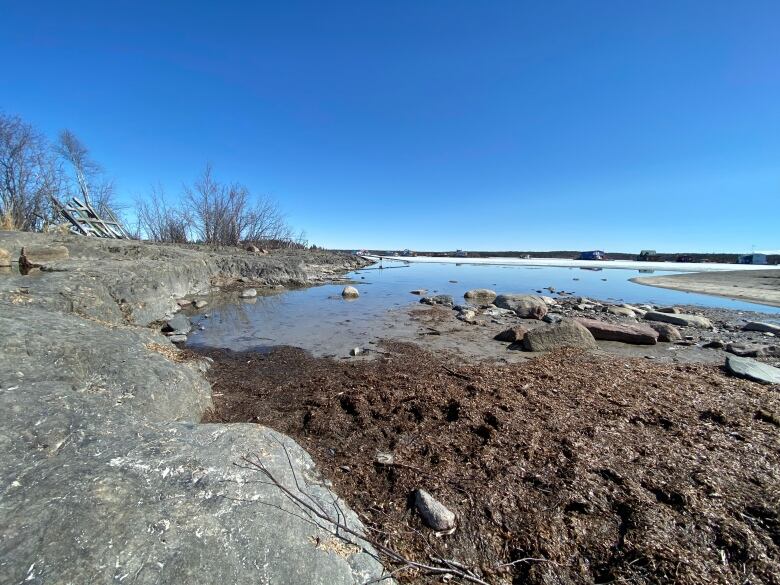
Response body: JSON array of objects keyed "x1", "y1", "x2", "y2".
[
  {"x1": 0, "y1": 113, "x2": 61, "y2": 231},
  {"x1": 184, "y1": 164, "x2": 292, "y2": 246},
  {"x1": 135, "y1": 184, "x2": 192, "y2": 243}
]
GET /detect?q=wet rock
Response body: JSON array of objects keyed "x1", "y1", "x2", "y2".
[
  {"x1": 164, "y1": 314, "x2": 191, "y2": 335},
  {"x1": 414, "y1": 489, "x2": 456, "y2": 531},
  {"x1": 575, "y1": 318, "x2": 658, "y2": 345},
  {"x1": 647, "y1": 322, "x2": 682, "y2": 342},
  {"x1": 725, "y1": 342, "x2": 780, "y2": 358},
  {"x1": 494, "y1": 325, "x2": 529, "y2": 343},
  {"x1": 420, "y1": 295, "x2": 454, "y2": 307},
  {"x1": 743, "y1": 322, "x2": 780, "y2": 335},
  {"x1": 0, "y1": 247, "x2": 10, "y2": 267},
  {"x1": 410, "y1": 289, "x2": 428, "y2": 295},
  {"x1": 522, "y1": 319, "x2": 597, "y2": 352},
  {"x1": 341, "y1": 285, "x2": 360, "y2": 298},
  {"x1": 493, "y1": 294, "x2": 548, "y2": 320},
  {"x1": 464, "y1": 288, "x2": 497, "y2": 302},
  {"x1": 726, "y1": 355, "x2": 780, "y2": 385},
  {"x1": 239, "y1": 288, "x2": 258, "y2": 298},
  {"x1": 644, "y1": 312, "x2": 713, "y2": 329}
]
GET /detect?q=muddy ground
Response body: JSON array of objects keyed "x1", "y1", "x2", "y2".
[{"x1": 198, "y1": 342, "x2": 780, "y2": 584}]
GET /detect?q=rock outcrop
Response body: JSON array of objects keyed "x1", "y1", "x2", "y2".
[{"x1": 0, "y1": 232, "x2": 383, "y2": 585}]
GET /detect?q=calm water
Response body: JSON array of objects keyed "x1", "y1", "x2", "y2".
[{"x1": 185, "y1": 261, "x2": 780, "y2": 356}]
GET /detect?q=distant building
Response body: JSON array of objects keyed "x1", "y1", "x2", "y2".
[
  {"x1": 577, "y1": 250, "x2": 606, "y2": 260},
  {"x1": 738, "y1": 253, "x2": 767, "y2": 265},
  {"x1": 401, "y1": 249, "x2": 414, "y2": 257},
  {"x1": 637, "y1": 249, "x2": 659, "y2": 261},
  {"x1": 455, "y1": 249, "x2": 467, "y2": 257}
]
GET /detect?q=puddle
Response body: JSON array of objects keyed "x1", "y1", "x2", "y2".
[{"x1": 185, "y1": 262, "x2": 780, "y2": 356}]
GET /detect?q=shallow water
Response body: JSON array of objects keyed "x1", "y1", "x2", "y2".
[{"x1": 185, "y1": 261, "x2": 780, "y2": 356}]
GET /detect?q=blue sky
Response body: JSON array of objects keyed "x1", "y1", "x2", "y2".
[{"x1": 2, "y1": 1, "x2": 778, "y2": 252}]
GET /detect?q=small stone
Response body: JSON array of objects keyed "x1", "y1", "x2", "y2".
[
  {"x1": 168, "y1": 334, "x2": 187, "y2": 343},
  {"x1": 456, "y1": 310, "x2": 477, "y2": 323},
  {"x1": 350, "y1": 347, "x2": 363, "y2": 356},
  {"x1": 194, "y1": 300, "x2": 208, "y2": 309},
  {"x1": 164, "y1": 314, "x2": 191, "y2": 335},
  {"x1": 414, "y1": 489, "x2": 456, "y2": 531},
  {"x1": 420, "y1": 295, "x2": 454, "y2": 307},
  {"x1": 240, "y1": 288, "x2": 257, "y2": 298},
  {"x1": 342, "y1": 286, "x2": 360, "y2": 298},
  {"x1": 176, "y1": 299, "x2": 192, "y2": 307},
  {"x1": 494, "y1": 325, "x2": 529, "y2": 343}
]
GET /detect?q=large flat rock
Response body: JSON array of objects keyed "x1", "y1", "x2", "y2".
[
  {"x1": 644, "y1": 311, "x2": 713, "y2": 329},
  {"x1": 575, "y1": 317, "x2": 658, "y2": 345},
  {"x1": 725, "y1": 355, "x2": 780, "y2": 385}
]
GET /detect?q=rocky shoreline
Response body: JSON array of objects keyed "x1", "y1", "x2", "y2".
[{"x1": 0, "y1": 232, "x2": 386, "y2": 585}]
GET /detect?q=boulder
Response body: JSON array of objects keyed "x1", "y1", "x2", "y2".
[
  {"x1": 743, "y1": 322, "x2": 780, "y2": 336},
  {"x1": 239, "y1": 288, "x2": 258, "y2": 298},
  {"x1": 420, "y1": 295, "x2": 454, "y2": 307},
  {"x1": 494, "y1": 325, "x2": 529, "y2": 343},
  {"x1": 341, "y1": 285, "x2": 360, "y2": 298},
  {"x1": 245, "y1": 244, "x2": 260, "y2": 253},
  {"x1": 493, "y1": 294, "x2": 548, "y2": 320},
  {"x1": 726, "y1": 355, "x2": 780, "y2": 385},
  {"x1": 19, "y1": 245, "x2": 69, "y2": 272},
  {"x1": 0, "y1": 247, "x2": 10, "y2": 267},
  {"x1": 644, "y1": 311, "x2": 713, "y2": 329},
  {"x1": 647, "y1": 322, "x2": 682, "y2": 342},
  {"x1": 414, "y1": 489, "x2": 456, "y2": 531},
  {"x1": 164, "y1": 313, "x2": 192, "y2": 335},
  {"x1": 464, "y1": 288, "x2": 497, "y2": 302},
  {"x1": 522, "y1": 319, "x2": 597, "y2": 352},
  {"x1": 725, "y1": 343, "x2": 780, "y2": 358},
  {"x1": 575, "y1": 318, "x2": 658, "y2": 345},
  {"x1": 607, "y1": 306, "x2": 636, "y2": 318}
]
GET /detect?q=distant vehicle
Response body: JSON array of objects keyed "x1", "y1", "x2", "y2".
[
  {"x1": 676, "y1": 255, "x2": 694, "y2": 263},
  {"x1": 637, "y1": 249, "x2": 660, "y2": 261},
  {"x1": 577, "y1": 250, "x2": 606, "y2": 260},
  {"x1": 738, "y1": 253, "x2": 767, "y2": 265},
  {"x1": 455, "y1": 249, "x2": 467, "y2": 257}
]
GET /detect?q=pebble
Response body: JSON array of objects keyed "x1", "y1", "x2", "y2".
[
  {"x1": 239, "y1": 288, "x2": 257, "y2": 298},
  {"x1": 414, "y1": 489, "x2": 456, "y2": 531}
]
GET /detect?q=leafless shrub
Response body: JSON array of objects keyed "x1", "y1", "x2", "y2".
[
  {"x1": 185, "y1": 164, "x2": 293, "y2": 247},
  {"x1": 0, "y1": 113, "x2": 61, "y2": 231},
  {"x1": 135, "y1": 184, "x2": 192, "y2": 243}
]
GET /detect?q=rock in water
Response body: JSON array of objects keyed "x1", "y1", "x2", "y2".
[
  {"x1": 342, "y1": 285, "x2": 360, "y2": 298},
  {"x1": 239, "y1": 288, "x2": 258, "y2": 298},
  {"x1": 726, "y1": 355, "x2": 780, "y2": 385},
  {"x1": 414, "y1": 489, "x2": 456, "y2": 531},
  {"x1": 164, "y1": 313, "x2": 192, "y2": 335},
  {"x1": 743, "y1": 322, "x2": 780, "y2": 335},
  {"x1": 493, "y1": 294, "x2": 548, "y2": 320},
  {"x1": 644, "y1": 311, "x2": 713, "y2": 329},
  {"x1": 522, "y1": 319, "x2": 597, "y2": 351},
  {"x1": 464, "y1": 288, "x2": 497, "y2": 302},
  {"x1": 494, "y1": 325, "x2": 529, "y2": 343},
  {"x1": 409, "y1": 289, "x2": 428, "y2": 295},
  {"x1": 647, "y1": 322, "x2": 682, "y2": 342},
  {"x1": 420, "y1": 295, "x2": 454, "y2": 307},
  {"x1": 575, "y1": 318, "x2": 658, "y2": 345}
]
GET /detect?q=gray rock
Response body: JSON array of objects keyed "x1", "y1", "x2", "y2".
[
  {"x1": 644, "y1": 311, "x2": 713, "y2": 329},
  {"x1": 647, "y1": 321, "x2": 683, "y2": 342},
  {"x1": 420, "y1": 295, "x2": 454, "y2": 307},
  {"x1": 168, "y1": 333, "x2": 188, "y2": 343},
  {"x1": 743, "y1": 322, "x2": 780, "y2": 335},
  {"x1": 543, "y1": 313, "x2": 563, "y2": 324},
  {"x1": 409, "y1": 289, "x2": 428, "y2": 295},
  {"x1": 342, "y1": 285, "x2": 360, "y2": 298},
  {"x1": 194, "y1": 299, "x2": 208, "y2": 309},
  {"x1": 575, "y1": 318, "x2": 658, "y2": 345},
  {"x1": 176, "y1": 298, "x2": 193, "y2": 307},
  {"x1": 522, "y1": 319, "x2": 597, "y2": 352},
  {"x1": 726, "y1": 355, "x2": 780, "y2": 385},
  {"x1": 464, "y1": 288, "x2": 497, "y2": 302},
  {"x1": 703, "y1": 339, "x2": 725, "y2": 349},
  {"x1": 414, "y1": 489, "x2": 456, "y2": 531},
  {"x1": 19, "y1": 244, "x2": 69, "y2": 272},
  {"x1": 656, "y1": 306, "x2": 680, "y2": 314},
  {"x1": 493, "y1": 294, "x2": 548, "y2": 320},
  {"x1": 456, "y1": 310, "x2": 477, "y2": 323},
  {"x1": 240, "y1": 288, "x2": 258, "y2": 298},
  {"x1": 726, "y1": 342, "x2": 780, "y2": 358},
  {"x1": 607, "y1": 306, "x2": 636, "y2": 318},
  {"x1": 165, "y1": 313, "x2": 192, "y2": 334}
]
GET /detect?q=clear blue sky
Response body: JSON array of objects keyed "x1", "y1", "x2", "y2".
[{"x1": 2, "y1": 1, "x2": 778, "y2": 252}]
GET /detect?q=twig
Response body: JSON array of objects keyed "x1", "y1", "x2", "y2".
[{"x1": 442, "y1": 365, "x2": 472, "y2": 381}]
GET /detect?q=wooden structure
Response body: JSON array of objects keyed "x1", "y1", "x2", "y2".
[{"x1": 51, "y1": 196, "x2": 132, "y2": 239}]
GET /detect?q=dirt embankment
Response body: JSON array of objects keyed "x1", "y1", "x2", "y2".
[
  {"x1": 632, "y1": 270, "x2": 780, "y2": 308},
  {"x1": 199, "y1": 342, "x2": 780, "y2": 584}
]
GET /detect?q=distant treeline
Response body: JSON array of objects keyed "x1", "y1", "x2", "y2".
[{"x1": 349, "y1": 250, "x2": 779, "y2": 265}]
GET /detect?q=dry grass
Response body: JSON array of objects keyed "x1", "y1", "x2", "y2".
[
  {"x1": 145, "y1": 342, "x2": 192, "y2": 362},
  {"x1": 1, "y1": 212, "x2": 17, "y2": 231}
]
